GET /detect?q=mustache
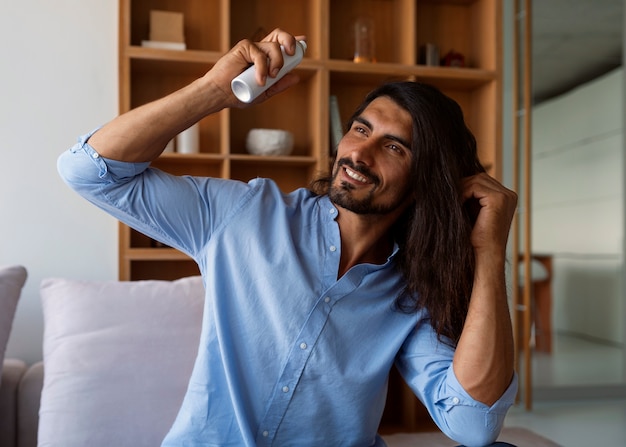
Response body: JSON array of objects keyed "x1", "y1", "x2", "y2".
[{"x1": 336, "y1": 158, "x2": 380, "y2": 185}]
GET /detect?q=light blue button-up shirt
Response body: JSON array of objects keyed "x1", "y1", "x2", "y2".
[{"x1": 58, "y1": 130, "x2": 517, "y2": 447}]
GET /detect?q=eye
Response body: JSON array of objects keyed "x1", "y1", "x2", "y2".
[
  {"x1": 386, "y1": 142, "x2": 408, "y2": 156},
  {"x1": 353, "y1": 125, "x2": 367, "y2": 135}
]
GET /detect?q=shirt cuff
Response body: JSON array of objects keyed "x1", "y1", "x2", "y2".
[
  {"x1": 437, "y1": 369, "x2": 518, "y2": 444},
  {"x1": 443, "y1": 368, "x2": 518, "y2": 413},
  {"x1": 69, "y1": 127, "x2": 152, "y2": 180}
]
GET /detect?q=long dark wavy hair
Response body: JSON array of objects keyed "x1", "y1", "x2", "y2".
[{"x1": 310, "y1": 81, "x2": 485, "y2": 345}]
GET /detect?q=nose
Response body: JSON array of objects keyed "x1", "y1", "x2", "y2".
[{"x1": 349, "y1": 139, "x2": 376, "y2": 167}]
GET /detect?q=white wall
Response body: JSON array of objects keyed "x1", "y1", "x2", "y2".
[
  {"x1": 532, "y1": 68, "x2": 624, "y2": 344},
  {"x1": 0, "y1": 1, "x2": 119, "y2": 363}
]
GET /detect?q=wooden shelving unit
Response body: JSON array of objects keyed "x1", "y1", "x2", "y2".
[{"x1": 118, "y1": 0, "x2": 502, "y2": 432}]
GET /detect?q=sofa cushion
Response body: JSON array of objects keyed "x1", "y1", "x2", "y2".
[
  {"x1": 0, "y1": 265, "x2": 27, "y2": 387},
  {"x1": 1, "y1": 358, "x2": 28, "y2": 447},
  {"x1": 38, "y1": 276, "x2": 204, "y2": 447}
]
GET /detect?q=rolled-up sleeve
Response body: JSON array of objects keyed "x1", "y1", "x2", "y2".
[
  {"x1": 395, "y1": 320, "x2": 518, "y2": 447},
  {"x1": 57, "y1": 128, "x2": 151, "y2": 207},
  {"x1": 58, "y1": 129, "x2": 253, "y2": 259}
]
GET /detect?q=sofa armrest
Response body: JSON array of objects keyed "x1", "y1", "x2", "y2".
[
  {"x1": 0, "y1": 358, "x2": 28, "y2": 447},
  {"x1": 17, "y1": 361, "x2": 43, "y2": 447}
]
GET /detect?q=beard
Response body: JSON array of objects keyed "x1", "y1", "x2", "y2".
[{"x1": 328, "y1": 158, "x2": 409, "y2": 215}]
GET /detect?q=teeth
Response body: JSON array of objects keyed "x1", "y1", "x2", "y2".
[{"x1": 345, "y1": 167, "x2": 368, "y2": 183}]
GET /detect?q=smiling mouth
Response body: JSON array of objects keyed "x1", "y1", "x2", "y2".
[{"x1": 344, "y1": 166, "x2": 369, "y2": 184}]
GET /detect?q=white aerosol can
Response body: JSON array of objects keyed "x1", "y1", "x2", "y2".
[{"x1": 231, "y1": 40, "x2": 307, "y2": 103}]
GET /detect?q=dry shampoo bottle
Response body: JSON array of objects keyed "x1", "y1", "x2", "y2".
[{"x1": 231, "y1": 40, "x2": 307, "y2": 103}]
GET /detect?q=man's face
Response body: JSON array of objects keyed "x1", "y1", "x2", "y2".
[{"x1": 329, "y1": 96, "x2": 414, "y2": 216}]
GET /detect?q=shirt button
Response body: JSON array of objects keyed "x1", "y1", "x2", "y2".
[
  {"x1": 329, "y1": 245, "x2": 337, "y2": 252},
  {"x1": 91, "y1": 152, "x2": 99, "y2": 159},
  {"x1": 262, "y1": 430, "x2": 269, "y2": 437},
  {"x1": 324, "y1": 296, "x2": 331, "y2": 303},
  {"x1": 282, "y1": 386, "x2": 289, "y2": 393},
  {"x1": 452, "y1": 397, "x2": 460, "y2": 404},
  {"x1": 300, "y1": 342, "x2": 307, "y2": 350},
  {"x1": 329, "y1": 208, "x2": 336, "y2": 214}
]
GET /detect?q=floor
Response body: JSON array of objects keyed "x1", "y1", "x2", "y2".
[
  {"x1": 504, "y1": 333, "x2": 626, "y2": 446},
  {"x1": 531, "y1": 333, "x2": 625, "y2": 387},
  {"x1": 504, "y1": 398, "x2": 626, "y2": 446}
]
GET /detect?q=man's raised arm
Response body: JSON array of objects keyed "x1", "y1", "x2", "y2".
[{"x1": 88, "y1": 29, "x2": 304, "y2": 163}]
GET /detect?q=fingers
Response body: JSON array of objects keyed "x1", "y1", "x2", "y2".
[
  {"x1": 209, "y1": 29, "x2": 304, "y2": 107},
  {"x1": 252, "y1": 29, "x2": 306, "y2": 86},
  {"x1": 461, "y1": 172, "x2": 499, "y2": 199},
  {"x1": 461, "y1": 173, "x2": 517, "y2": 210},
  {"x1": 236, "y1": 29, "x2": 305, "y2": 104},
  {"x1": 261, "y1": 28, "x2": 306, "y2": 54},
  {"x1": 461, "y1": 173, "x2": 518, "y2": 252}
]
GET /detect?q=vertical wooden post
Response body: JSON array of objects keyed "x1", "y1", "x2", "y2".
[{"x1": 512, "y1": 0, "x2": 533, "y2": 411}]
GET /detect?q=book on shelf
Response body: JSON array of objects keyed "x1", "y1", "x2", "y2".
[{"x1": 329, "y1": 95, "x2": 343, "y2": 154}]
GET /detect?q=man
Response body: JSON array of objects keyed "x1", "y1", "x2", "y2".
[{"x1": 58, "y1": 29, "x2": 518, "y2": 447}]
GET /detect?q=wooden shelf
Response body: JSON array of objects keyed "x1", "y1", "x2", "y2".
[
  {"x1": 124, "y1": 248, "x2": 190, "y2": 261},
  {"x1": 155, "y1": 153, "x2": 225, "y2": 163},
  {"x1": 326, "y1": 59, "x2": 496, "y2": 88},
  {"x1": 126, "y1": 45, "x2": 223, "y2": 63}
]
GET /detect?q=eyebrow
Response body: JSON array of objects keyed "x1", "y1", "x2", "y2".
[{"x1": 353, "y1": 116, "x2": 411, "y2": 150}]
